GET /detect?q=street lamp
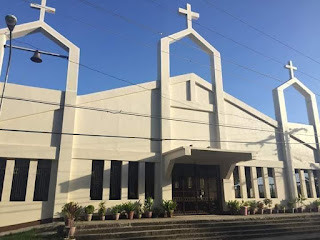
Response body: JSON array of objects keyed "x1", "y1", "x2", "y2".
[{"x1": 0, "y1": 15, "x2": 17, "y2": 114}]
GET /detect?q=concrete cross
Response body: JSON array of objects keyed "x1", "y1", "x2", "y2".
[
  {"x1": 285, "y1": 60, "x2": 297, "y2": 79},
  {"x1": 30, "y1": 0, "x2": 56, "y2": 22},
  {"x1": 179, "y1": 3, "x2": 199, "y2": 29}
]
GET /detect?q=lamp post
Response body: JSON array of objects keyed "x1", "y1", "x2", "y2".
[{"x1": 0, "y1": 15, "x2": 17, "y2": 115}]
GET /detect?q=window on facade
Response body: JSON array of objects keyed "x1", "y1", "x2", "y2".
[
  {"x1": 313, "y1": 170, "x2": 320, "y2": 198},
  {"x1": 33, "y1": 160, "x2": 52, "y2": 201},
  {"x1": 304, "y1": 170, "x2": 312, "y2": 198},
  {"x1": 256, "y1": 167, "x2": 265, "y2": 198},
  {"x1": 10, "y1": 159, "x2": 30, "y2": 201},
  {"x1": 245, "y1": 167, "x2": 253, "y2": 198},
  {"x1": 145, "y1": 162, "x2": 155, "y2": 199},
  {"x1": 128, "y1": 162, "x2": 139, "y2": 199},
  {"x1": 268, "y1": 168, "x2": 276, "y2": 198},
  {"x1": 90, "y1": 160, "x2": 104, "y2": 200},
  {"x1": 233, "y1": 166, "x2": 241, "y2": 198},
  {"x1": 295, "y1": 169, "x2": 302, "y2": 196},
  {"x1": 110, "y1": 161, "x2": 122, "y2": 200},
  {"x1": 0, "y1": 159, "x2": 6, "y2": 201}
]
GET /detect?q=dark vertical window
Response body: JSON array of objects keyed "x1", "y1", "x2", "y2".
[
  {"x1": 145, "y1": 162, "x2": 155, "y2": 199},
  {"x1": 33, "y1": 160, "x2": 52, "y2": 201},
  {"x1": 313, "y1": 170, "x2": 320, "y2": 198},
  {"x1": 110, "y1": 161, "x2": 122, "y2": 200},
  {"x1": 304, "y1": 170, "x2": 312, "y2": 198},
  {"x1": 245, "y1": 167, "x2": 253, "y2": 198},
  {"x1": 268, "y1": 168, "x2": 276, "y2": 198},
  {"x1": 90, "y1": 160, "x2": 104, "y2": 200},
  {"x1": 128, "y1": 162, "x2": 139, "y2": 199},
  {"x1": 295, "y1": 169, "x2": 301, "y2": 196},
  {"x1": 256, "y1": 167, "x2": 265, "y2": 198},
  {"x1": 0, "y1": 159, "x2": 6, "y2": 201},
  {"x1": 233, "y1": 166, "x2": 241, "y2": 198},
  {"x1": 10, "y1": 159, "x2": 30, "y2": 201}
]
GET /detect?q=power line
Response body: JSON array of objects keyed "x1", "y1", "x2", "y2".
[
  {"x1": 202, "y1": 0, "x2": 320, "y2": 66},
  {"x1": 0, "y1": 127, "x2": 317, "y2": 146}
]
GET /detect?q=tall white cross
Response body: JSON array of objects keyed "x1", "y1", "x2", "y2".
[
  {"x1": 179, "y1": 3, "x2": 199, "y2": 29},
  {"x1": 30, "y1": 0, "x2": 56, "y2": 22},
  {"x1": 285, "y1": 60, "x2": 297, "y2": 79}
]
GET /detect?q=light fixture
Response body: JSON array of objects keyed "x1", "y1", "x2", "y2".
[
  {"x1": 30, "y1": 50, "x2": 42, "y2": 63},
  {"x1": 5, "y1": 15, "x2": 17, "y2": 32}
]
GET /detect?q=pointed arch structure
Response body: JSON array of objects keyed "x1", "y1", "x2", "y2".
[
  {"x1": 0, "y1": 20, "x2": 80, "y2": 216},
  {"x1": 273, "y1": 77, "x2": 320, "y2": 199}
]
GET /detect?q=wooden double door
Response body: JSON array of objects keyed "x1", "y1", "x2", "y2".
[{"x1": 172, "y1": 164, "x2": 221, "y2": 214}]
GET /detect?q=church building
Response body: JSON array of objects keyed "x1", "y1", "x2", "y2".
[{"x1": 0, "y1": 1, "x2": 320, "y2": 229}]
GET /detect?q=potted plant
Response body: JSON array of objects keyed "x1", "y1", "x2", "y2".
[
  {"x1": 162, "y1": 200, "x2": 177, "y2": 217},
  {"x1": 124, "y1": 202, "x2": 136, "y2": 220},
  {"x1": 258, "y1": 201, "x2": 265, "y2": 214},
  {"x1": 111, "y1": 205, "x2": 121, "y2": 220},
  {"x1": 240, "y1": 201, "x2": 249, "y2": 216},
  {"x1": 98, "y1": 201, "x2": 106, "y2": 221},
  {"x1": 274, "y1": 204, "x2": 280, "y2": 214},
  {"x1": 305, "y1": 203, "x2": 312, "y2": 212},
  {"x1": 279, "y1": 204, "x2": 286, "y2": 213},
  {"x1": 134, "y1": 200, "x2": 143, "y2": 219},
  {"x1": 144, "y1": 197, "x2": 154, "y2": 218},
  {"x1": 264, "y1": 198, "x2": 273, "y2": 214},
  {"x1": 61, "y1": 202, "x2": 82, "y2": 239},
  {"x1": 313, "y1": 199, "x2": 320, "y2": 212},
  {"x1": 227, "y1": 200, "x2": 240, "y2": 215},
  {"x1": 295, "y1": 194, "x2": 307, "y2": 213},
  {"x1": 248, "y1": 200, "x2": 258, "y2": 215},
  {"x1": 287, "y1": 200, "x2": 295, "y2": 213},
  {"x1": 84, "y1": 205, "x2": 95, "y2": 221}
]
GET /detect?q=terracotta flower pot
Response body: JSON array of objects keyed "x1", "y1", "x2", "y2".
[
  {"x1": 114, "y1": 213, "x2": 120, "y2": 220},
  {"x1": 129, "y1": 211, "x2": 135, "y2": 220},
  {"x1": 100, "y1": 215, "x2": 105, "y2": 221},
  {"x1": 169, "y1": 210, "x2": 174, "y2": 218},
  {"x1": 258, "y1": 208, "x2": 264, "y2": 214},
  {"x1": 240, "y1": 206, "x2": 248, "y2": 216},
  {"x1": 65, "y1": 218, "x2": 74, "y2": 227},
  {"x1": 86, "y1": 213, "x2": 93, "y2": 221},
  {"x1": 145, "y1": 211, "x2": 153, "y2": 218},
  {"x1": 67, "y1": 226, "x2": 76, "y2": 238}
]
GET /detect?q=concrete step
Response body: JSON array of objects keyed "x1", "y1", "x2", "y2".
[
  {"x1": 75, "y1": 214, "x2": 320, "y2": 230},
  {"x1": 75, "y1": 224, "x2": 320, "y2": 240},
  {"x1": 75, "y1": 220, "x2": 320, "y2": 235}
]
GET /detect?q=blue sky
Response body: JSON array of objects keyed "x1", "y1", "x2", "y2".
[{"x1": 1, "y1": 0, "x2": 320, "y2": 124}]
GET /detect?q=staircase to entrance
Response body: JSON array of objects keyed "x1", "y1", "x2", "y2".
[{"x1": 73, "y1": 213, "x2": 320, "y2": 240}]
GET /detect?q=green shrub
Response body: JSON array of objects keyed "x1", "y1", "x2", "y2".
[
  {"x1": 98, "y1": 201, "x2": 106, "y2": 216},
  {"x1": 295, "y1": 194, "x2": 307, "y2": 208},
  {"x1": 144, "y1": 197, "x2": 154, "y2": 212},
  {"x1": 313, "y1": 199, "x2": 320, "y2": 208},
  {"x1": 61, "y1": 202, "x2": 83, "y2": 220},
  {"x1": 274, "y1": 204, "x2": 280, "y2": 210},
  {"x1": 123, "y1": 202, "x2": 136, "y2": 213},
  {"x1": 162, "y1": 200, "x2": 177, "y2": 212},
  {"x1": 263, "y1": 198, "x2": 273, "y2": 208},
  {"x1": 248, "y1": 200, "x2": 258, "y2": 212},
  {"x1": 227, "y1": 200, "x2": 240, "y2": 215},
  {"x1": 111, "y1": 205, "x2": 121, "y2": 214},
  {"x1": 85, "y1": 205, "x2": 95, "y2": 214}
]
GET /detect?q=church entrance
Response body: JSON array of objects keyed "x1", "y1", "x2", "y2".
[{"x1": 172, "y1": 164, "x2": 221, "y2": 214}]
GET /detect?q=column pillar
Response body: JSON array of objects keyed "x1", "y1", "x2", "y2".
[
  {"x1": 103, "y1": 161, "x2": 111, "y2": 200},
  {"x1": 138, "y1": 162, "x2": 145, "y2": 201},
  {"x1": 309, "y1": 170, "x2": 317, "y2": 198},
  {"x1": 239, "y1": 166, "x2": 247, "y2": 199},
  {"x1": 2, "y1": 159, "x2": 14, "y2": 202},
  {"x1": 299, "y1": 169, "x2": 307, "y2": 198},
  {"x1": 262, "y1": 167, "x2": 270, "y2": 199},
  {"x1": 0, "y1": 34, "x2": 6, "y2": 78},
  {"x1": 25, "y1": 160, "x2": 38, "y2": 201},
  {"x1": 251, "y1": 167, "x2": 259, "y2": 199},
  {"x1": 121, "y1": 161, "x2": 129, "y2": 200}
]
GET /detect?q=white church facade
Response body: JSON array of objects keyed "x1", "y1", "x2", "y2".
[{"x1": 0, "y1": 2, "x2": 320, "y2": 229}]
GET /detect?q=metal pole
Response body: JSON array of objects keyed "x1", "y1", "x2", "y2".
[{"x1": 0, "y1": 31, "x2": 13, "y2": 115}]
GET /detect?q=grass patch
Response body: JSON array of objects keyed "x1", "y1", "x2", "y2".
[{"x1": 0, "y1": 229, "x2": 62, "y2": 240}]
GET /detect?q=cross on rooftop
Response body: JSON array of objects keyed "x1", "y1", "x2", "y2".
[
  {"x1": 30, "y1": 0, "x2": 56, "y2": 22},
  {"x1": 178, "y1": 3, "x2": 199, "y2": 29},
  {"x1": 285, "y1": 60, "x2": 297, "y2": 79}
]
